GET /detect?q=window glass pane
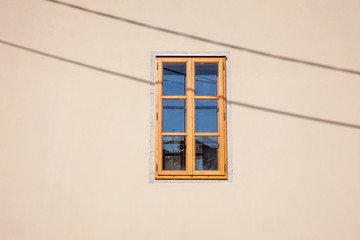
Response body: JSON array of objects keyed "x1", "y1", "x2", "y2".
[
  {"x1": 163, "y1": 63, "x2": 186, "y2": 96},
  {"x1": 195, "y1": 100, "x2": 218, "y2": 133},
  {"x1": 195, "y1": 137, "x2": 218, "y2": 170},
  {"x1": 163, "y1": 136, "x2": 186, "y2": 170},
  {"x1": 163, "y1": 100, "x2": 186, "y2": 132},
  {"x1": 195, "y1": 63, "x2": 218, "y2": 96}
]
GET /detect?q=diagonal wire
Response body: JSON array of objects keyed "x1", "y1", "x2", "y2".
[
  {"x1": 0, "y1": 39, "x2": 150, "y2": 85},
  {"x1": 163, "y1": 67, "x2": 216, "y2": 85},
  {"x1": 42, "y1": 0, "x2": 360, "y2": 76},
  {"x1": 1, "y1": 39, "x2": 359, "y2": 130}
]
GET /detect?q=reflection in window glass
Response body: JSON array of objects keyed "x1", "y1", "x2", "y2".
[
  {"x1": 195, "y1": 63, "x2": 218, "y2": 96},
  {"x1": 163, "y1": 63, "x2": 186, "y2": 96},
  {"x1": 163, "y1": 136, "x2": 186, "y2": 170},
  {"x1": 195, "y1": 137, "x2": 218, "y2": 170},
  {"x1": 163, "y1": 100, "x2": 186, "y2": 132},
  {"x1": 195, "y1": 100, "x2": 218, "y2": 133}
]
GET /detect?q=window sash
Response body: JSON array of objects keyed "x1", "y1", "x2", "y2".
[{"x1": 155, "y1": 57, "x2": 227, "y2": 180}]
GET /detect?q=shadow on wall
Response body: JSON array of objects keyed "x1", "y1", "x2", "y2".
[
  {"x1": 1, "y1": 39, "x2": 359, "y2": 130},
  {"x1": 42, "y1": 0, "x2": 360, "y2": 76}
]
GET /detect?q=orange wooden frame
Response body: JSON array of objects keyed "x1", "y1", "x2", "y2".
[{"x1": 155, "y1": 57, "x2": 227, "y2": 180}]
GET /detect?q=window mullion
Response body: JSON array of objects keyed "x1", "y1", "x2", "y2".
[{"x1": 186, "y1": 59, "x2": 194, "y2": 175}]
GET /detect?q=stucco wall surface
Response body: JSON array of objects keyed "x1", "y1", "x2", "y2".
[{"x1": 1, "y1": 0, "x2": 360, "y2": 239}]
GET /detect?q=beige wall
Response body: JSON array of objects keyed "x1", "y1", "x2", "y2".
[{"x1": 1, "y1": 0, "x2": 360, "y2": 239}]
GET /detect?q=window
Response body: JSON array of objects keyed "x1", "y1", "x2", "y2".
[{"x1": 155, "y1": 57, "x2": 228, "y2": 180}]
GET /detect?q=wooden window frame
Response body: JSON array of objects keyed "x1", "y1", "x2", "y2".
[{"x1": 155, "y1": 57, "x2": 227, "y2": 180}]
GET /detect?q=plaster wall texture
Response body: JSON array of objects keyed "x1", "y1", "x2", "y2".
[{"x1": 1, "y1": 0, "x2": 360, "y2": 240}]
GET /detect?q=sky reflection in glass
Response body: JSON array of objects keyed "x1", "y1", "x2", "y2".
[
  {"x1": 195, "y1": 100, "x2": 218, "y2": 133},
  {"x1": 163, "y1": 63, "x2": 186, "y2": 96},
  {"x1": 163, "y1": 100, "x2": 186, "y2": 132},
  {"x1": 195, "y1": 63, "x2": 218, "y2": 96}
]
